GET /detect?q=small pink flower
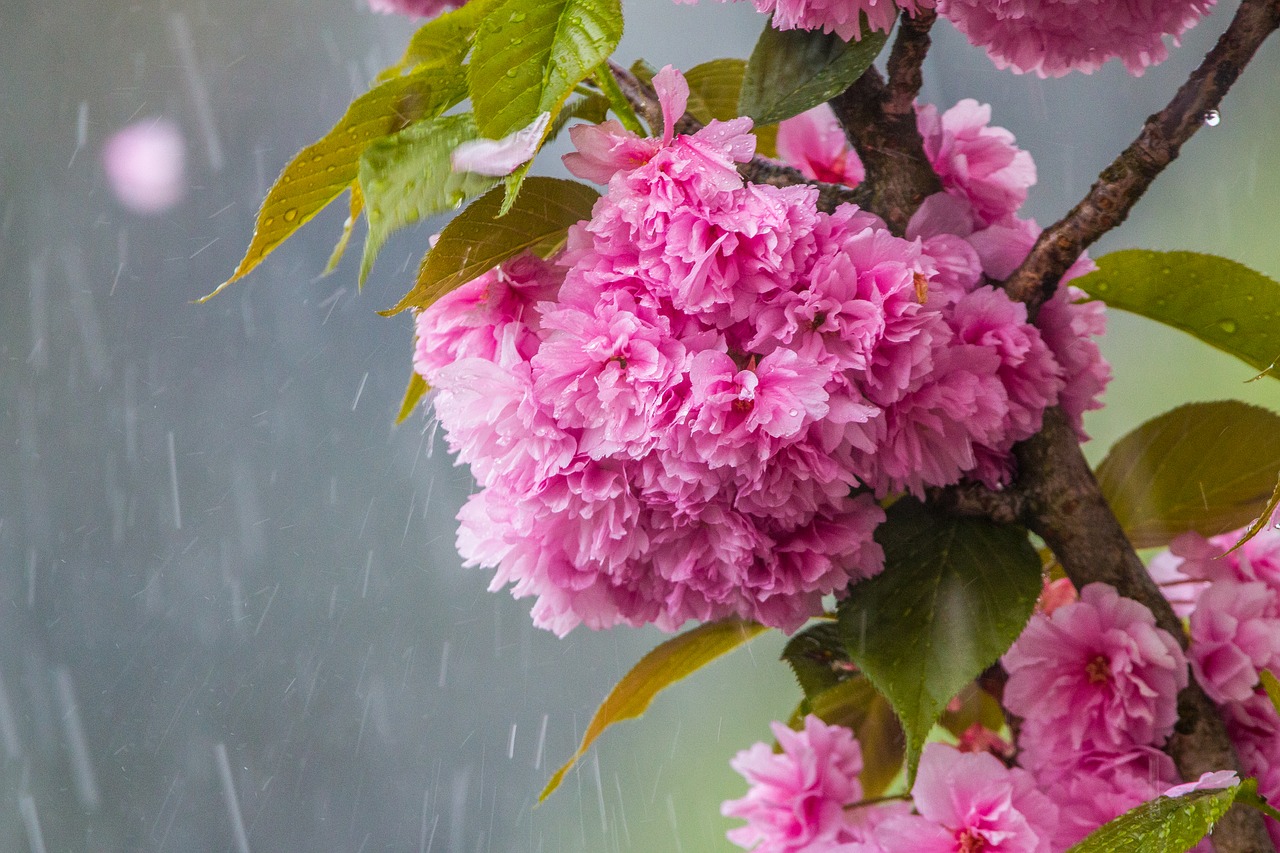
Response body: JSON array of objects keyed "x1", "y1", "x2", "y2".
[
  {"x1": 367, "y1": 0, "x2": 465, "y2": 17},
  {"x1": 750, "y1": 0, "x2": 934, "y2": 41},
  {"x1": 776, "y1": 105, "x2": 865, "y2": 186},
  {"x1": 936, "y1": 0, "x2": 1217, "y2": 78},
  {"x1": 1189, "y1": 579, "x2": 1280, "y2": 704},
  {"x1": 722, "y1": 715, "x2": 864, "y2": 853},
  {"x1": 451, "y1": 112, "x2": 550, "y2": 176},
  {"x1": 877, "y1": 743, "x2": 1057, "y2": 853},
  {"x1": 1003, "y1": 583, "x2": 1188, "y2": 758},
  {"x1": 102, "y1": 118, "x2": 186, "y2": 215},
  {"x1": 1164, "y1": 770, "x2": 1239, "y2": 798}
]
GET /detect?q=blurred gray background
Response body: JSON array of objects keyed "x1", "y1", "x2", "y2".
[{"x1": 2, "y1": 0, "x2": 1279, "y2": 850}]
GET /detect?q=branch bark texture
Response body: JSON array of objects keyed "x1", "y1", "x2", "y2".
[{"x1": 1004, "y1": 0, "x2": 1280, "y2": 315}]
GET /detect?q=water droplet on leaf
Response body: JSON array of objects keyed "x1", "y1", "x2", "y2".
[
  {"x1": 510, "y1": 11, "x2": 526, "y2": 22},
  {"x1": 1217, "y1": 319, "x2": 1238, "y2": 334},
  {"x1": 283, "y1": 208, "x2": 298, "y2": 222}
]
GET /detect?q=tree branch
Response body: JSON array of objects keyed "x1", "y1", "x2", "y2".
[
  {"x1": 1004, "y1": 0, "x2": 1280, "y2": 314},
  {"x1": 825, "y1": 12, "x2": 941, "y2": 234}
]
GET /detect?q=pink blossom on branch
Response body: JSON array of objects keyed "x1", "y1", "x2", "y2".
[
  {"x1": 367, "y1": 0, "x2": 465, "y2": 17},
  {"x1": 1002, "y1": 582, "x2": 1188, "y2": 761},
  {"x1": 680, "y1": 0, "x2": 936, "y2": 42},
  {"x1": 722, "y1": 715, "x2": 868, "y2": 853},
  {"x1": 935, "y1": 0, "x2": 1218, "y2": 78},
  {"x1": 876, "y1": 742, "x2": 1058, "y2": 853}
]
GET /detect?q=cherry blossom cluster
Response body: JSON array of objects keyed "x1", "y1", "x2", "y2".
[
  {"x1": 723, "y1": 715, "x2": 1059, "y2": 853},
  {"x1": 1150, "y1": 515, "x2": 1280, "y2": 849},
  {"x1": 411, "y1": 70, "x2": 1107, "y2": 636},
  {"x1": 723, "y1": 573, "x2": 1269, "y2": 851},
  {"x1": 681, "y1": 0, "x2": 1216, "y2": 78}
]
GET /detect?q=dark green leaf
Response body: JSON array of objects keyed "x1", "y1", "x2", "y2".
[
  {"x1": 357, "y1": 113, "x2": 498, "y2": 284},
  {"x1": 390, "y1": 176, "x2": 598, "y2": 314},
  {"x1": 1073, "y1": 250, "x2": 1280, "y2": 382},
  {"x1": 739, "y1": 20, "x2": 888, "y2": 126},
  {"x1": 469, "y1": 0, "x2": 623, "y2": 141},
  {"x1": 539, "y1": 618, "x2": 767, "y2": 801},
  {"x1": 837, "y1": 498, "x2": 1040, "y2": 782},
  {"x1": 1095, "y1": 401, "x2": 1280, "y2": 549},
  {"x1": 205, "y1": 65, "x2": 467, "y2": 300},
  {"x1": 396, "y1": 372, "x2": 430, "y2": 424},
  {"x1": 1067, "y1": 778, "x2": 1244, "y2": 853},
  {"x1": 1226, "y1": 472, "x2": 1280, "y2": 555},
  {"x1": 782, "y1": 622, "x2": 853, "y2": 697}
]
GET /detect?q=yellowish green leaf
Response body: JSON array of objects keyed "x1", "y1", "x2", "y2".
[
  {"x1": 396, "y1": 371, "x2": 430, "y2": 424},
  {"x1": 1074, "y1": 250, "x2": 1280, "y2": 383},
  {"x1": 469, "y1": 0, "x2": 623, "y2": 141},
  {"x1": 357, "y1": 113, "x2": 498, "y2": 284},
  {"x1": 378, "y1": 0, "x2": 499, "y2": 80},
  {"x1": 1261, "y1": 669, "x2": 1280, "y2": 718},
  {"x1": 1096, "y1": 401, "x2": 1280, "y2": 549},
  {"x1": 323, "y1": 185, "x2": 364, "y2": 277},
  {"x1": 539, "y1": 617, "x2": 767, "y2": 802},
  {"x1": 206, "y1": 65, "x2": 467, "y2": 300}
]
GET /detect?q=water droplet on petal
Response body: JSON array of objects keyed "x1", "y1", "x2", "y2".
[
  {"x1": 1203, "y1": 109, "x2": 1221, "y2": 127},
  {"x1": 788, "y1": 409, "x2": 799, "y2": 418}
]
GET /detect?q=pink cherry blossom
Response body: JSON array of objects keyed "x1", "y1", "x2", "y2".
[
  {"x1": 450, "y1": 112, "x2": 550, "y2": 176},
  {"x1": 936, "y1": 0, "x2": 1218, "y2": 78},
  {"x1": 1003, "y1": 583, "x2": 1188, "y2": 759},
  {"x1": 1189, "y1": 579, "x2": 1280, "y2": 704},
  {"x1": 722, "y1": 715, "x2": 864, "y2": 853},
  {"x1": 367, "y1": 0, "x2": 465, "y2": 17},
  {"x1": 917, "y1": 99, "x2": 1036, "y2": 228},
  {"x1": 1028, "y1": 746, "x2": 1178, "y2": 849},
  {"x1": 1164, "y1": 770, "x2": 1240, "y2": 798},
  {"x1": 1223, "y1": 692, "x2": 1280, "y2": 847},
  {"x1": 102, "y1": 118, "x2": 186, "y2": 215},
  {"x1": 750, "y1": 0, "x2": 934, "y2": 41},
  {"x1": 776, "y1": 105, "x2": 864, "y2": 186},
  {"x1": 876, "y1": 742, "x2": 1058, "y2": 853}
]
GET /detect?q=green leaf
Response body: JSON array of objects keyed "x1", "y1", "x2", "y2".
[
  {"x1": 1236, "y1": 779, "x2": 1280, "y2": 824},
  {"x1": 684, "y1": 57, "x2": 778, "y2": 157},
  {"x1": 469, "y1": 0, "x2": 623, "y2": 141},
  {"x1": 685, "y1": 58, "x2": 747, "y2": 124},
  {"x1": 396, "y1": 372, "x2": 430, "y2": 424},
  {"x1": 390, "y1": 176, "x2": 598, "y2": 314},
  {"x1": 1261, "y1": 669, "x2": 1280, "y2": 718},
  {"x1": 322, "y1": 185, "x2": 364, "y2": 277},
  {"x1": 1067, "y1": 778, "x2": 1244, "y2": 853},
  {"x1": 379, "y1": 0, "x2": 499, "y2": 80},
  {"x1": 1073, "y1": 250, "x2": 1280, "y2": 383},
  {"x1": 539, "y1": 617, "x2": 767, "y2": 802},
  {"x1": 1225, "y1": 471, "x2": 1280, "y2": 555},
  {"x1": 837, "y1": 498, "x2": 1041, "y2": 782},
  {"x1": 1095, "y1": 401, "x2": 1280, "y2": 549},
  {"x1": 803, "y1": 678, "x2": 905, "y2": 798},
  {"x1": 739, "y1": 19, "x2": 888, "y2": 126},
  {"x1": 357, "y1": 113, "x2": 498, "y2": 284},
  {"x1": 782, "y1": 622, "x2": 852, "y2": 697},
  {"x1": 938, "y1": 683, "x2": 1007, "y2": 740},
  {"x1": 548, "y1": 92, "x2": 611, "y2": 141},
  {"x1": 593, "y1": 66, "x2": 645, "y2": 136},
  {"x1": 205, "y1": 64, "x2": 467, "y2": 300}
]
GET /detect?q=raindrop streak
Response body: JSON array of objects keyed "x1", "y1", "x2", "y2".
[
  {"x1": 507, "y1": 723, "x2": 517, "y2": 759},
  {"x1": 215, "y1": 742, "x2": 253, "y2": 853},
  {"x1": 254, "y1": 582, "x2": 279, "y2": 637},
  {"x1": 1203, "y1": 109, "x2": 1222, "y2": 127},
  {"x1": 534, "y1": 713, "x2": 549, "y2": 770},
  {"x1": 351, "y1": 371, "x2": 369, "y2": 411},
  {"x1": 361, "y1": 550, "x2": 373, "y2": 599},
  {"x1": 53, "y1": 667, "x2": 100, "y2": 810},
  {"x1": 0, "y1": 668, "x2": 22, "y2": 759},
  {"x1": 168, "y1": 12, "x2": 225, "y2": 171},
  {"x1": 18, "y1": 795, "x2": 47, "y2": 853},
  {"x1": 68, "y1": 101, "x2": 88, "y2": 168},
  {"x1": 167, "y1": 431, "x2": 182, "y2": 530},
  {"x1": 25, "y1": 549, "x2": 35, "y2": 610},
  {"x1": 438, "y1": 641, "x2": 451, "y2": 688}
]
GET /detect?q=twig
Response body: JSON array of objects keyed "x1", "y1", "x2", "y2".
[
  {"x1": 882, "y1": 8, "x2": 936, "y2": 117},
  {"x1": 1004, "y1": 0, "x2": 1280, "y2": 314}
]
